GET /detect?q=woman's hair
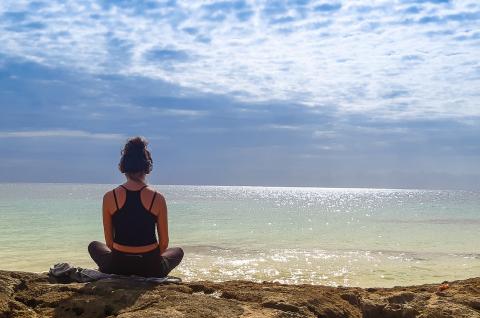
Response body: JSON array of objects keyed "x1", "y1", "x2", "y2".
[{"x1": 119, "y1": 136, "x2": 153, "y2": 178}]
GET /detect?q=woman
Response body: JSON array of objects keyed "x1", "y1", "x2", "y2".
[{"x1": 88, "y1": 136, "x2": 183, "y2": 277}]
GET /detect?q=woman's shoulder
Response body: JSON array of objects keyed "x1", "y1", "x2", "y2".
[
  {"x1": 102, "y1": 187, "x2": 126, "y2": 207},
  {"x1": 102, "y1": 187, "x2": 121, "y2": 214},
  {"x1": 103, "y1": 186, "x2": 120, "y2": 198},
  {"x1": 103, "y1": 188, "x2": 113, "y2": 200},
  {"x1": 144, "y1": 186, "x2": 165, "y2": 197},
  {"x1": 142, "y1": 187, "x2": 166, "y2": 214}
]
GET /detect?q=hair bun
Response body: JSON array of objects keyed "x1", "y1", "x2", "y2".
[{"x1": 125, "y1": 136, "x2": 148, "y2": 153}]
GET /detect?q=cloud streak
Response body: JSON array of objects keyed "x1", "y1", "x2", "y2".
[{"x1": 0, "y1": 130, "x2": 125, "y2": 139}]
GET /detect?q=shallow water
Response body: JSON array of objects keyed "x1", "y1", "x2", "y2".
[{"x1": 0, "y1": 183, "x2": 478, "y2": 287}]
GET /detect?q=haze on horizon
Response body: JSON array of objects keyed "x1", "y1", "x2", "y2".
[{"x1": 0, "y1": 0, "x2": 479, "y2": 190}]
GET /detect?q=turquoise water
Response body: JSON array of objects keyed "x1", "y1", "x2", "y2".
[{"x1": 0, "y1": 183, "x2": 479, "y2": 287}]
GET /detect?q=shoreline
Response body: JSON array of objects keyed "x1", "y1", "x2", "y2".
[{"x1": 1, "y1": 270, "x2": 479, "y2": 317}]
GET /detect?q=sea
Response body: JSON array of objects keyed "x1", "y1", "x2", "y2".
[{"x1": 0, "y1": 183, "x2": 479, "y2": 288}]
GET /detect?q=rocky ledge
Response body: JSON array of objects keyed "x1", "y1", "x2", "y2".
[{"x1": 1, "y1": 270, "x2": 479, "y2": 318}]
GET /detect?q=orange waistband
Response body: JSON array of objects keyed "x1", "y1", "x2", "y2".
[{"x1": 112, "y1": 242, "x2": 159, "y2": 254}]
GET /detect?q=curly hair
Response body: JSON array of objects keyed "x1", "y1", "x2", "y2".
[{"x1": 119, "y1": 136, "x2": 153, "y2": 176}]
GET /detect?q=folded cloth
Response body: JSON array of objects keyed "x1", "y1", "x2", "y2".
[
  {"x1": 49, "y1": 262, "x2": 77, "y2": 277},
  {"x1": 48, "y1": 263, "x2": 182, "y2": 284}
]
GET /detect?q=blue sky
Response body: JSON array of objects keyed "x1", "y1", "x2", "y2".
[{"x1": 0, "y1": 0, "x2": 479, "y2": 189}]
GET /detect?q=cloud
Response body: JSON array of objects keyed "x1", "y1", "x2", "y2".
[
  {"x1": 0, "y1": 55, "x2": 479, "y2": 188},
  {"x1": 0, "y1": 0, "x2": 479, "y2": 120},
  {"x1": 262, "y1": 124, "x2": 303, "y2": 131},
  {"x1": 156, "y1": 108, "x2": 207, "y2": 117},
  {"x1": 403, "y1": 0, "x2": 450, "y2": 3},
  {"x1": 312, "y1": 130, "x2": 336, "y2": 139},
  {"x1": 381, "y1": 90, "x2": 410, "y2": 99},
  {"x1": 401, "y1": 54, "x2": 423, "y2": 61},
  {"x1": 0, "y1": 130, "x2": 125, "y2": 139},
  {"x1": 417, "y1": 11, "x2": 480, "y2": 24},
  {"x1": 454, "y1": 31, "x2": 480, "y2": 41}
]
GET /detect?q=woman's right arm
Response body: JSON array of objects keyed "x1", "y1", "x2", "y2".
[
  {"x1": 156, "y1": 194, "x2": 169, "y2": 254},
  {"x1": 103, "y1": 192, "x2": 114, "y2": 249}
]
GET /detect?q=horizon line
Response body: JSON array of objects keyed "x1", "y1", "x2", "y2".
[{"x1": 0, "y1": 181, "x2": 477, "y2": 192}]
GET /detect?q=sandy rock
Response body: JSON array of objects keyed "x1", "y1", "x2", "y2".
[{"x1": 0, "y1": 270, "x2": 479, "y2": 318}]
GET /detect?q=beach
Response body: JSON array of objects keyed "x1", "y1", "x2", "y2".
[
  {"x1": 1, "y1": 269, "x2": 480, "y2": 317},
  {"x1": 1, "y1": 184, "x2": 479, "y2": 317},
  {"x1": 2, "y1": 0, "x2": 480, "y2": 316}
]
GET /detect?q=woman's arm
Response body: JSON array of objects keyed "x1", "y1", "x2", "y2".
[
  {"x1": 102, "y1": 192, "x2": 114, "y2": 249},
  {"x1": 156, "y1": 194, "x2": 169, "y2": 254}
]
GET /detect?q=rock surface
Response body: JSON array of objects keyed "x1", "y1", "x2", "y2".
[{"x1": 0, "y1": 270, "x2": 479, "y2": 317}]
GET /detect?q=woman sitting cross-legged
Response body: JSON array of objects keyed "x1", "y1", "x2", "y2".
[{"x1": 88, "y1": 136, "x2": 183, "y2": 277}]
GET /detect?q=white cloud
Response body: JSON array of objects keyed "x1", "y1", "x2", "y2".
[
  {"x1": 262, "y1": 124, "x2": 303, "y2": 130},
  {"x1": 0, "y1": 129, "x2": 125, "y2": 139},
  {"x1": 0, "y1": 0, "x2": 479, "y2": 119},
  {"x1": 312, "y1": 130, "x2": 336, "y2": 138},
  {"x1": 160, "y1": 109, "x2": 207, "y2": 117}
]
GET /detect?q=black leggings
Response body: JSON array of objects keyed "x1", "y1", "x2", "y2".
[{"x1": 88, "y1": 241, "x2": 184, "y2": 277}]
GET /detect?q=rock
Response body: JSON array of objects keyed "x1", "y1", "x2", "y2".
[{"x1": 0, "y1": 270, "x2": 479, "y2": 318}]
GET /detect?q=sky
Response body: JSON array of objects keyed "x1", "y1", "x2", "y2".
[{"x1": 0, "y1": 0, "x2": 479, "y2": 189}]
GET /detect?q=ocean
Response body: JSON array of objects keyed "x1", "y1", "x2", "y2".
[{"x1": 0, "y1": 183, "x2": 478, "y2": 287}]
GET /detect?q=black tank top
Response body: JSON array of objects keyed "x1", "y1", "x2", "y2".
[{"x1": 112, "y1": 185, "x2": 158, "y2": 246}]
